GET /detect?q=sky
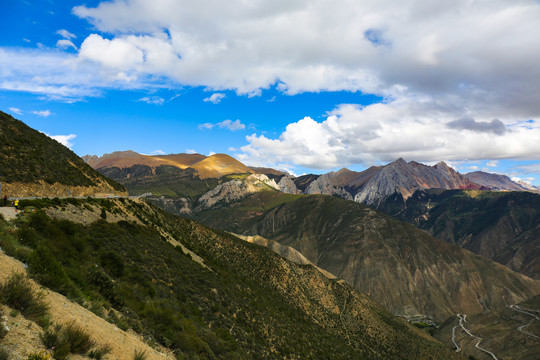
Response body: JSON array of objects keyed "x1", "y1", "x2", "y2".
[{"x1": 1, "y1": 0, "x2": 540, "y2": 184}]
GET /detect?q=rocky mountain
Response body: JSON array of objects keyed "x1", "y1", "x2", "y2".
[
  {"x1": 194, "y1": 190, "x2": 540, "y2": 323},
  {"x1": 273, "y1": 159, "x2": 484, "y2": 206},
  {"x1": 377, "y1": 189, "x2": 540, "y2": 279},
  {"x1": 0, "y1": 197, "x2": 464, "y2": 359},
  {"x1": 0, "y1": 111, "x2": 126, "y2": 197},
  {"x1": 464, "y1": 171, "x2": 535, "y2": 191},
  {"x1": 84, "y1": 151, "x2": 254, "y2": 179}
]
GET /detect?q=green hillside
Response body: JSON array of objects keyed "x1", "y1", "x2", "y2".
[
  {"x1": 0, "y1": 110, "x2": 124, "y2": 192},
  {"x1": 0, "y1": 197, "x2": 463, "y2": 359}
]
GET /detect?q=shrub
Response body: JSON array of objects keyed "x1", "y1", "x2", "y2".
[
  {"x1": 41, "y1": 322, "x2": 95, "y2": 357},
  {"x1": 27, "y1": 246, "x2": 71, "y2": 293},
  {"x1": 40, "y1": 324, "x2": 62, "y2": 349},
  {"x1": 88, "y1": 344, "x2": 112, "y2": 360},
  {"x1": 0, "y1": 272, "x2": 49, "y2": 323},
  {"x1": 64, "y1": 321, "x2": 95, "y2": 354},
  {"x1": 26, "y1": 352, "x2": 51, "y2": 360},
  {"x1": 0, "y1": 349, "x2": 8, "y2": 360},
  {"x1": 133, "y1": 349, "x2": 148, "y2": 360}
]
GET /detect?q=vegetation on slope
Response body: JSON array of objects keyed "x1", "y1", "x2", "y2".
[
  {"x1": 195, "y1": 193, "x2": 540, "y2": 322},
  {"x1": 0, "y1": 110, "x2": 124, "y2": 191},
  {"x1": 0, "y1": 198, "x2": 463, "y2": 359},
  {"x1": 377, "y1": 189, "x2": 540, "y2": 278},
  {"x1": 99, "y1": 165, "x2": 219, "y2": 200}
]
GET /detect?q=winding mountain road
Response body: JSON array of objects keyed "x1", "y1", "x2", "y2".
[
  {"x1": 509, "y1": 304, "x2": 540, "y2": 339},
  {"x1": 452, "y1": 314, "x2": 498, "y2": 360}
]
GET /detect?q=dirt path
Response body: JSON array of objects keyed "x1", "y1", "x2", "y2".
[
  {"x1": 0, "y1": 207, "x2": 18, "y2": 221},
  {"x1": 0, "y1": 250, "x2": 174, "y2": 360}
]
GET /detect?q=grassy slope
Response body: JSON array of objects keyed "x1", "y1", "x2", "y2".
[
  {"x1": 194, "y1": 191, "x2": 540, "y2": 322},
  {"x1": 99, "y1": 165, "x2": 220, "y2": 199},
  {"x1": 0, "y1": 197, "x2": 463, "y2": 360},
  {"x1": 0, "y1": 111, "x2": 124, "y2": 191}
]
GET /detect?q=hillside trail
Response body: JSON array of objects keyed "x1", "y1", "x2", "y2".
[{"x1": 0, "y1": 250, "x2": 174, "y2": 360}]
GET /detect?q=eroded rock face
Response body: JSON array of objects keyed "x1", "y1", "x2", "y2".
[
  {"x1": 196, "y1": 174, "x2": 279, "y2": 211},
  {"x1": 305, "y1": 173, "x2": 353, "y2": 200},
  {"x1": 354, "y1": 159, "x2": 480, "y2": 205},
  {"x1": 277, "y1": 176, "x2": 299, "y2": 194}
]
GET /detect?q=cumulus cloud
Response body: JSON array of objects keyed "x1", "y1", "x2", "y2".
[
  {"x1": 185, "y1": 149, "x2": 197, "y2": 154},
  {"x1": 199, "y1": 119, "x2": 245, "y2": 131},
  {"x1": 67, "y1": 0, "x2": 540, "y2": 111},
  {"x1": 150, "y1": 149, "x2": 165, "y2": 155},
  {"x1": 239, "y1": 98, "x2": 540, "y2": 169},
  {"x1": 446, "y1": 118, "x2": 507, "y2": 135},
  {"x1": 47, "y1": 134, "x2": 76, "y2": 149},
  {"x1": 32, "y1": 110, "x2": 52, "y2": 117},
  {"x1": 139, "y1": 96, "x2": 164, "y2": 105},
  {"x1": 1, "y1": 1, "x2": 539, "y2": 114},
  {"x1": 203, "y1": 93, "x2": 226, "y2": 104},
  {"x1": 9, "y1": 107, "x2": 22, "y2": 115}
]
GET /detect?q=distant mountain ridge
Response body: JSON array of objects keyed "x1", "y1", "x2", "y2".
[
  {"x1": 270, "y1": 158, "x2": 538, "y2": 205},
  {"x1": 83, "y1": 151, "x2": 253, "y2": 179}
]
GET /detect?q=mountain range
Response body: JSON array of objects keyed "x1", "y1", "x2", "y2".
[
  {"x1": 0, "y1": 112, "x2": 470, "y2": 359},
  {"x1": 2, "y1": 112, "x2": 540, "y2": 359}
]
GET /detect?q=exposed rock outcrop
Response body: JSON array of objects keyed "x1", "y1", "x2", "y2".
[
  {"x1": 196, "y1": 174, "x2": 279, "y2": 211},
  {"x1": 277, "y1": 176, "x2": 299, "y2": 194},
  {"x1": 305, "y1": 173, "x2": 353, "y2": 200}
]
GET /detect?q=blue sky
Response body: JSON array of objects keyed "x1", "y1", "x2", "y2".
[{"x1": 1, "y1": 0, "x2": 540, "y2": 184}]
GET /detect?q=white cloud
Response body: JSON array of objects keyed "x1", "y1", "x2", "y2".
[
  {"x1": 9, "y1": 107, "x2": 22, "y2": 115},
  {"x1": 67, "y1": 0, "x2": 540, "y2": 112},
  {"x1": 208, "y1": 151, "x2": 216, "y2": 156},
  {"x1": 198, "y1": 123, "x2": 214, "y2": 130},
  {"x1": 56, "y1": 29, "x2": 76, "y2": 40},
  {"x1": 486, "y1": 160, "x2": 498, "y2": 168},
  {"x1": 56, "y1": 39, "x2": 77, "y2": 50},
  {"x1": 32, "y1": 110, "x2": 52, "y2": 117},
  {"x1": 185, "y1": 149, "x2": 197, "y2": 154},
  {"x1": 203, "y1": 93, "x2": 226, "y2": 104},
  {"x1": 139, "y1": 96, "x2": 164, "y2": 105},
  {"x1": 199, "y1": 119, "x2": 246, "y2": 131},
  {"x1": 239, "y1": 98, "x2": 540, "y2": 169},
  {"x1": 47, "y1": 134, "x2": 77, "y2": 149},
  {"x1": 151, "y1": 149, "x2": 165, "y2": 155}
]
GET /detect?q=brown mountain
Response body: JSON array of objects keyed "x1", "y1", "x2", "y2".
[
  {"x1": 464, "y1": 171, "x2": 535, "y2": 191},
  {"x1": 377, "y1": 189, "x2": 540, "y2": 279},
  {"x1": 83, "y1": 151, "x2": 253, "y2": 179},
  {"x1": 194, "y1": 191, "x2": 540, "y2": 323}
]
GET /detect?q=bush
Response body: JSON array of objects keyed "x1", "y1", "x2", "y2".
[
  {"x1": 41, "y1": 322, "x2": 95, "y2": 357},
  {"x1": 26, "y1": 352, "x2": 51, "y2": 360},
  {"x1": 133, "y1": 349, "x2": 148, "y2": 360},
  {"x1": 0, "y1": 272, "x2": 49, "y2": 323},
  {"x1": 27, "y1": 246, "x2": 72, "y2": 293},
  {"x1": 88, "y1": 344, "x2": 112, "y2": 360},
  {"x1": 0, "y1": 348, "x2": 8, "y2": 360},
  {"x1": 64, "y1": 321, "x2": 95, "y2": 354}
]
